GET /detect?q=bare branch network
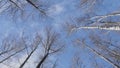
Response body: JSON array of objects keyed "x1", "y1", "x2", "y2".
[{"x1": 0, "y1": 27, "x2": 64, "y2": 68}]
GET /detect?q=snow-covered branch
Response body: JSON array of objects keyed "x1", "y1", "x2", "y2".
[
  {"x1": 90, "y1": 13, "x2": 120, "y2": 23},
  {"x1": 71, "y1": 26, "x2": 120, "y2": 32}
]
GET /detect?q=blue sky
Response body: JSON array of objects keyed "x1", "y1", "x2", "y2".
[{"x1": 0, "y1": 0, "x2": 120, "y2": 68}]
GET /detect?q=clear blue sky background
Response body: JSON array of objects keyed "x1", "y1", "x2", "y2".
[{"x1": 0, "y1": 0, "x2": 120, "y2": 68}]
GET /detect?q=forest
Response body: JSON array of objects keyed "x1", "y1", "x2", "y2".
[{"x1": 0, "y1": 0, "x2": 120, "y2": 68}]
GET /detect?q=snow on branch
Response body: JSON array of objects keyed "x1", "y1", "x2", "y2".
[
  {"x1": 71, "y1": 26, "x2": 120, "y2": 33},
  {"x1": 90, "y1": 13, "x2": 120, "y2": 23}
]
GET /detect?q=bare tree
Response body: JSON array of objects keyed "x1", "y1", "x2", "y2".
[
  {"x1": 74, "y1": 35, "x2": 120, "y2": 68},
  {"x1": 66, "y1": 0, "x2": 120, "y2": 32},
  {"x1": 0, "y1": 36, "x2": 25, "y2": 62},
  {"x1": 19, "y1": 33, "x2": 41, "y2": 68},
  {"x1": 0, "y1": 27, "x2": 64, "y2": 68},
  {"x1": 89, "y1": 34, "x2": 120, "y2": 67},
  {"x1": 0, "y1": 35, "x2": 26, "y2": 68},
  {"x1": 0, "y1": 0, "x2": 48, "y2": 21},
  {"x1": 19, "y1": 28, "x2": 64, "y2": 68},
  {"x1": 36, "y1": 27, "x2": 64, "y2": 68}
]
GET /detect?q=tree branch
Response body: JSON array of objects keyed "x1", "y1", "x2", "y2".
[
  {"x1": 79, "y1": 40, "x2": 120, "y2": 68},
  {"x1": 26, "y1": 0, "x2": 46, "y2": 15},
  {"x1": 0, "y1": 48, "x2": 25, "y2": 63}
]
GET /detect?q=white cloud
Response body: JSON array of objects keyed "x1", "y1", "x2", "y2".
[{"x1": 47, "y1": 4, "x2": 64, "y2": 16}]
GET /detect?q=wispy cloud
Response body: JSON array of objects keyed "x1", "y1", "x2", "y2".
[{"x1": 47, "y1": 4, "x2": 64, "y2": 16}]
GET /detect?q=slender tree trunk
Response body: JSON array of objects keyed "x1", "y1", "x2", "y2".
[
  {"x1": 19, "y1": 49, "x2": 36, "y2": 68},
  {"x1": 36, "y1": 53, "x2": 49, "y2": 68},
  {"x1": 19, "y1": 46, "x2": 38, "y2": 68},
  {"x1": 84, "y1": 43, "x2": 120, "y2": 68}
]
